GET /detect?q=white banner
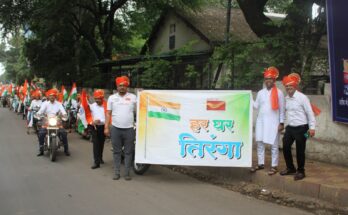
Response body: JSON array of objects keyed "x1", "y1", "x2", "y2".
[{"x1": 135, "y1": 90, "x2": 252, "y2": 167}]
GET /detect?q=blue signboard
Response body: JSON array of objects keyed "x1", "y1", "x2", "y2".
[{"x1": 327, "y1": 0, "x2": 348, "y2": 123}]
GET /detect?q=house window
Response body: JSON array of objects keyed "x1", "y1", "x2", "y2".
[
  {"x1": 169, "y1": 24, "x2": 176, "y2": 50},
  {"x1": 169, "y1": 35, "x2": 175, "y2": 50},
  {"x1": 170, "y1": 24, "x2": 176, "y2": 34}
]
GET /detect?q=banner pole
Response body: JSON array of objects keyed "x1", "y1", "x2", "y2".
[{"x1": 144, "y1": 96, "x2": 149, "y2": 159}]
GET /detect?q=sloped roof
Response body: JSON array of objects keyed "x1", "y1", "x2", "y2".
[
  {"x1": 142, "y1": 7, "x2": 260, "y2": 54},
  {"x1": 177, "y1": 7, "x2": 259, "y2": 43}
]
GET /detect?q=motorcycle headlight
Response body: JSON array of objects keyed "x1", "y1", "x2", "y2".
[{"x1": 48, "y1": 118, "x2": 58, "y2": 126}]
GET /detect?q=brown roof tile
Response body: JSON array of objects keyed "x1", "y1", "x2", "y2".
[{"x1": 177, "y1": 7, "x2": 259, "y2": 42}]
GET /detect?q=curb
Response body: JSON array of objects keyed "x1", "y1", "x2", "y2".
[{"x1": 251, "y1": 170, "x2": 348, "y2": 207}]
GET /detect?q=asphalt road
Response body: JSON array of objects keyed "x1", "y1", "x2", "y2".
[{"x1": 0, "y1": 107, "x2": 312, "y2": 215}]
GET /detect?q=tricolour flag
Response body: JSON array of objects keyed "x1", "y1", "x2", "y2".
[
  {"x1": 22, "y1": 80, "x2": 28, "y2": 102},
  {"x1": 80, "y1": 89, "x2": 93, "y2": 125},
  {"x1": 67, "y1": 82, "x2": 77, "y2": 108},
  {"x1": 11, "y1": 84, "x2": 15, "y2": 97},
  {"x1": 148, "y1": 98, "x2": 181, "y2": 121},
  {"x1": 1, "y1": 85, "x2": 7, "y2": 96},
  {"x1": 30, "y1": 81, "x2": 37, "y2": 90},
  {"x1": 69, "y1": 83, "x2": 77, "y2": 101},
  {"x1": 61, "y1": 85, "x2": 69, "y2": 102}
]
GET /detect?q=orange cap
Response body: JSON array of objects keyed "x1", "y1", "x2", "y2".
[
  {"x1": 288, "y1": 73, "x2": 301, "y2": 84},
  {"x1": 93, "y1": 89, "x2": 104, "y2": 99},
  {"x1": 282, "y1": 75, "x2": 299, "y2": 87},
  {"x1": 115, "y1": 76, "x2": 130, "y2": 87},
  {"x1": 46, "y1": 88, "x2": 58, "y2": 97},
  {"x1": 263, "y1": 67, "x2": 279, "y2": 79}
]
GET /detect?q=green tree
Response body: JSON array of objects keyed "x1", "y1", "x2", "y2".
[
  {"x1": 0, "y1": 34, "x2": 31, "y2": 83},
  {"x1": 0, "y1": 0, "x2": 208, "y2": 87},
  {"x1": 236, "y1": 0, "x2": 327, "y2": 79}
]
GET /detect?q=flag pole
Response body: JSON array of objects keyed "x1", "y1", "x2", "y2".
[{"x1": 144, "y1": 95, "x2": 149, "y2": 159}]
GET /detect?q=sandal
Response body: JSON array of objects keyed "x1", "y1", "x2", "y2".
[
  {"x1": 268, "y1": 167, "x2": 278, "y2": 175},
  {"x1": 250, "y1": 164, "x2": 264, "y2": 173}
]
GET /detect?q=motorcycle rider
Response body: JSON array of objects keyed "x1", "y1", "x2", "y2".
[
  {"x1": 28, "y1": 90, "x2": 42, "y2": 132},
  {"x1": 36, "y1": 89, "x2": 70, "y2": 156}
]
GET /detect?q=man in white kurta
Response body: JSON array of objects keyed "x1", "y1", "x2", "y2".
[
  {"x1": 28, "y1": 91, "x2": 42, "y2": 128},
  {"x1": 251, "y1": 67, "x2": 285, "y2": 175}
]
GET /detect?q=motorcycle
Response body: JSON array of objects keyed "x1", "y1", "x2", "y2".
[
  {"x1": 133, "y1": 157, "x2": 150, "y2": 175},
  {"x1": 67, "y1": 107, "x2": 77, "y2": 131},
  {"x1": 23, "y1": 103, "x2": 29, "y2": 120},
  {"x1": 8, "y1": 97, "x2": 13, "y2": 111},
  {"x1": 1, "y1": 96, "x2": 7, "y2": 107},
  {"x1": 31, "y1": 105, "x2": 41, "y2": 134},
  {"x1": 35, "y1": 113, "x2": 68, "y2": 162}
]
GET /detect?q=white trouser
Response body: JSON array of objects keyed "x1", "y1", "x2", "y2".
[
  {"x1": 257, "y1": 141, "x2": 279, "y2": 167},
  {"x1": 27, "y1": 111, "x2": 33, "y2": 127},
  {"x1": 17, "y1": 102, "x2": 22, "y2": 112}
]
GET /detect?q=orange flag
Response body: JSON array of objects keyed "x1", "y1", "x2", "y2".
[{"x1": 81, "y1": 89, "x2": 93, "y2": 125}]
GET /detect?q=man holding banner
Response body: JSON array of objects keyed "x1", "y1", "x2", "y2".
[
  {"x1": 280, "y1": 74, "x2": 316, "y2": 181},
  {"x1": 104, "y1": 76, "x2": 136, "y2": 181},
  {"x1": 250, "y1": 67, "x2": 285, "y2": 175}
]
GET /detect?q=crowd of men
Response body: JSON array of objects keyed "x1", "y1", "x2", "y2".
[
  {"x1": 1, "y1": 76, "x2": 136, "y2": 181},
  {"x1": 0, "y1": 69, "x2": 319, "y2": 181}
]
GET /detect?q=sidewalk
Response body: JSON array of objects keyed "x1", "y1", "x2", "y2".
[
  {"x1": 250, "y1": 148, "x2": 348, "y2": 208},
  {"x1": 181, "y1": 147, "x2": 348, "y2": 209}
]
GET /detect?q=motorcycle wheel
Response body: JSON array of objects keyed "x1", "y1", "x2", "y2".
[
  {"x1": 50, "y1": 136, "x2": 57, "y2": 162},
  {"x1": 133, "y1": 162, "x2": 150, "y2": 175}
]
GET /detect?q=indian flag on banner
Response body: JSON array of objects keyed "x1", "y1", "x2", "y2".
[{"x1": 148, "y1": 98, "x2": 181, "y2": 121}]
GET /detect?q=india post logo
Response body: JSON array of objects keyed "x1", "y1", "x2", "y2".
[{"x1": 206, "y1": 99, "x2": 226, "y2": 111}]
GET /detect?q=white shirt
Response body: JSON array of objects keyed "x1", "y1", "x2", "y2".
[
  {"x1": 254, "y1": 87, "x2": 285, "y2": 144},
  {"x1": 107, "y1": 92, "x2": 136, "y2": 128},
  {"x1": 29, "y1": 99, "x2": 43, "y2": 111},
  {"x1": 38, "y1": 100, "x2": 67, "y2": 116},
  {"x1": 71, "y1": 99, "x2": 78, "y2": 109},
  {"x1": 90, "y1": 102, "x2": 105, "y2": 124},
  {"x1": 285, "y1": 90, "x2": 316, "y2": 129}
]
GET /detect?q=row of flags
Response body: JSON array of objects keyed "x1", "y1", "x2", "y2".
[
  {"x1": 0, "y1": 81, "x2": 78, "y2": 106},
  {"x1": 57, "y1": 83, "x2": 77, "y2": 106},
  {"x1": 1, "y1": 80, "x2": 90, "y2": 135}
]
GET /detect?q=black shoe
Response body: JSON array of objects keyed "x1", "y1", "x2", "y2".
[
  {"x1": 280, "y1": 168, "x2": 296, "y2": 176},
  {"x1": 100, "y1": 159, "x2": 105, "y2": 164},
  {"x1": 294, "y1": 172, "x2": 306, "y2": 181},
  {"x1": 124, "y1": 175, "x2": 132, "y2": 181},
  {"x1": 91, "y1": 164, "x2": 100, "y2": 169},
  {"x1": 64, "y1": 151, "x2": 71, "y2": 156},
  {"x1": 37, "y1": 151, "x2": 44, "y2": 156},
  {"x1": 113, "y1": 174, "x2": 120, "y2": 180}
]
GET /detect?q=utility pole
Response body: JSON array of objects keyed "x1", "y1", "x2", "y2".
[
  {"x1": 212, "y1": 0, "x2": 232, "y2": 89},
  {"x1": 225, "y1": 0, "x2": 232, "y2": 44}
]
